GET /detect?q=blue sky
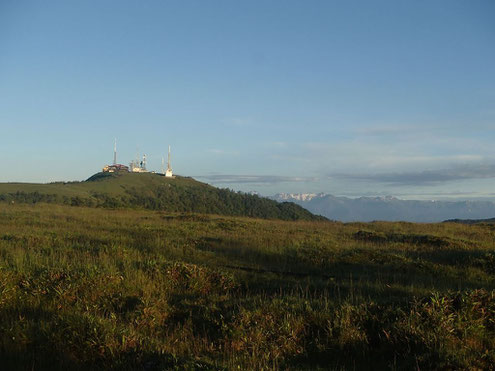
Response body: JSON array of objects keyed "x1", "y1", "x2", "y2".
[{"x1": 1, "y1": 0, "x2": 494, "y2": 198}]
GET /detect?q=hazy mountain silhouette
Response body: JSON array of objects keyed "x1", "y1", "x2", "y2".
[{"x1": 272, "y1": 193, "x2": 495, "y2": 222}]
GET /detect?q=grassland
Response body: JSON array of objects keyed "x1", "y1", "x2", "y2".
[{"x1": 0, "y1": 203, "x2": 494, "y2": 370}]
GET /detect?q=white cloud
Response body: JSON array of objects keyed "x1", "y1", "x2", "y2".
[
  {"x1": 207, "y1": 149, "x2": 240, "y2": 156},
  {"x1": 196, "y1": 174, "x2": 319, "y2": 185}
]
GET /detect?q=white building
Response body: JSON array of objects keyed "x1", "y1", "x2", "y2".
[{"x1": 130, "y1": 155, "x2": 148, "y2": 173}]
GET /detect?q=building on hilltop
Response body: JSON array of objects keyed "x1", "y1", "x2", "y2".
[
  {"x1": 101, "y1": 140, "x2": 176, "y2": 176},
  {"x1": 103, "y1": 164, "x2": 129, "y2": 172},
  {"x1": 129, "y1": 154, "x2": 148, "y2": 173},
  {"x1": 102, "y1": 139, "x2": 130, "y2": 173}
]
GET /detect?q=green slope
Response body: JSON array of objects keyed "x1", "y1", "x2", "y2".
[{"x1": 0, "y1": 172, "x2": 324, "y2": 221}]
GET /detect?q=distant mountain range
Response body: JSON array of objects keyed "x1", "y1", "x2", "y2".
[{"x1": 271, "y1": 193, "x2": 495, "y2": 222}]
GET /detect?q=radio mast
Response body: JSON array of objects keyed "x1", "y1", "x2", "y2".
[
  {"x1": 142, "y1": 154, "x2": 147, "y2": 170},
  {"x1": 165, "y1": 145, "x2": 173, "y2": 177}
]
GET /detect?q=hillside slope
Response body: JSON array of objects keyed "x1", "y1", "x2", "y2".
[{"x1": 0, "y1": 172, "x2": 323, "y2": 221}]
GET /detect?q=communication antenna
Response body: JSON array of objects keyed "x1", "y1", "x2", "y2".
[
  {"x1": 113, "y1": 138, "x2": 117, "y2": 165},
  {"x1": 165, "y1": 145, "x2": 173, "y2": 177},
  {"x1": 134, "y1": 146, "x2": 140, "y2": 170}
]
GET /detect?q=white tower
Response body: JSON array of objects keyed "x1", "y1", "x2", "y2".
[
  {"x1": 165, "y1": 145, "x2": 173, "y2": 177},
  {"x1": 141, "y1": 154, "x2": 147, "y2": 171},
  {"x1": 113, "y1": 138, "x2": 117, "y2": 165}
]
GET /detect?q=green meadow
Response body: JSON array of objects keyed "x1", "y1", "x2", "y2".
[{"x1": 0, "y1": 203, "x2": 494, "y2": 370}]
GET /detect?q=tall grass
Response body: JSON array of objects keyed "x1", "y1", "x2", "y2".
[{"x1": 0, "y1": 203, "x2": 494, "y2": 369}]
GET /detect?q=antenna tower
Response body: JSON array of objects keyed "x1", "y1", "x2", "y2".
[
  {"x1": 113, "y1": 138, "x2": 117, "y2": 165},
  {"x1": 165, "y1": 145, "x2": 173, "y2": 177}
]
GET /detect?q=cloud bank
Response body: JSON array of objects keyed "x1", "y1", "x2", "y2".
[
  {"x1": 196, "y1": 174, "x2": 319, "y2": 185},
  {"x1": 333, "y1": 163, "x2": 495, "y2": 186}
]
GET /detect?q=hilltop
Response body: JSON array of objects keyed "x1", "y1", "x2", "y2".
[{"x1": 0, "y1": 172, "x2": 323, "y2": 221}]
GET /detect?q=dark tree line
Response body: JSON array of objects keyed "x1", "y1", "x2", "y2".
[{"x1": 0, "y1": 185, "x2": 324, "y2": 221}]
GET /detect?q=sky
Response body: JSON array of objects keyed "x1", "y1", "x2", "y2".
[{"x1": 1, "y1": 0, "x2": 494, "y2": 199}]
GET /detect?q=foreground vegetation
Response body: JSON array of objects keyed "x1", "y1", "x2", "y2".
[{"x1": 0, "y1": 203, "x2": 494, "y2": 370}]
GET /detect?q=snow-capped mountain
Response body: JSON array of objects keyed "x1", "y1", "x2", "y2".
[
  {"x1": 271, "y1": 193, "x2": 495, "y2": 222},
  {"x1": 274, "y1": 193, "x2": 327, "y2": 202}
]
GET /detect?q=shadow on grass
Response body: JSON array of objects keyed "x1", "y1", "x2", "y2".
[
  {"x1": 193, "y1": 236, "x2": 495, "y2": 301},
  {"x1": 0, "y1": 307, "x2": 219, "y2": 371},
  {"x1": 283, "y1": 331, "x2": 443, "y2": 371},
  {"x1": 0, "y1": 349, "x2": 219, "y2": 371}
]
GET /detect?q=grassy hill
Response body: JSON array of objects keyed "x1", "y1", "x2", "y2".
[
  {"x1": 0, "y1": 172, "x2": 323, "y2": 221},
  {"x1": 0, "y1": 203, "x2": 494, "y2": 370}
]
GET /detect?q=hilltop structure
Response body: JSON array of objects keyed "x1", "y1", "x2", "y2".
[
  {"x1": 102, "y1": 139, "x2": 129, "y2": 173},
  {"x1": 102, "y1": 140, "x2": 175, "y2": 176},
  {"x1": 129, "y1": 154, "x2": 148, "y2": 173},
  {"x1": 165, "y1": 145, "x2": 174, "y2": 178}
]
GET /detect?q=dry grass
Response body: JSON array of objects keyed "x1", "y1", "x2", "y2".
[{"x1": 0, "y1": 203, "x2": 494, "y2": 370}]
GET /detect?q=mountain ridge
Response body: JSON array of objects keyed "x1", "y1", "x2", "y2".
[{"x1": 271, "y1": 192, "x2": 495, "y2": 222}]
